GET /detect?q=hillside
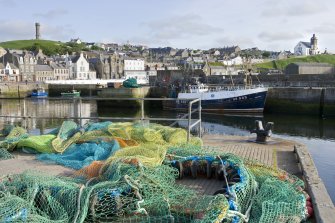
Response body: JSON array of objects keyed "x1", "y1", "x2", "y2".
[
  {"x1": 255, "y1": 55, "x2": 335, "y2": 70},
  {"x1": 0, "y1": 39, "x2": 90, "y2": 56}
]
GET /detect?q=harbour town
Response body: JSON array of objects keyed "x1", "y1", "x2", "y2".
[{"x1": 1, "y1": 1, "x2": 335, "y2": 222}]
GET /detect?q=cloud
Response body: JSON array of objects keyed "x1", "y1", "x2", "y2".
[
  {"x1": 0, "y1": 20, "x2": 33, "y2": 40},
  {"x1": 42, "y1": 24, "x2": 75, "y2": 41},
  {"x1": 144, "y1": 14, "x2": 223, "y2": 40},
  {"x1": 34, "y1": 9, "x2": 68, "y2": 19},
  {"x1": 307, "y1": 23, "x2": 335, "y2": 34},
  {"x1": 0, "y1": 20, "x2": 74, "y2": 41},
  {"x1": 258, "y1": 31, "x2": 303, "y2": 42},
  {"x1": 0, "y1": 0, "x2": 16, "y2": 7},
  {"x1": 215, "y1": 36, "x2": 255, "y2": 49},
  {"x1": 261, "y1": 0, "x2": 326, "y2": 17}
]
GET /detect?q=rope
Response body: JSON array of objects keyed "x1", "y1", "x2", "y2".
[{"x1": 73, "y1": 184, "x2": 85, "y2": 223}]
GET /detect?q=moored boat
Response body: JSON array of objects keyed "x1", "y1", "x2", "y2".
[
  {"x1": 164, "y1": 83, "x2": 268, "y2": 113},
  {"x1": 30, "y1": 87, "x2": 48, "y2": 98},
  {"x1": 61, "y1": 89, "x2": 80, "y2": 97}
]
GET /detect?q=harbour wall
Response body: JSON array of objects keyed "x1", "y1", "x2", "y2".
[
  {"x1": 48, "y1": 84, "x2": 98, "y2": 97},
  {"x1": 1, "y1": 82, "x2": 335, "y2": 116},
  {"x1": 265, "y1": 87, "x2": 335, "y2": 117},
  {"x1": 0, "y1": 82, "x2": 48, "y2": 98},
  {"x1": 205, "y1": 73, "x2": 335, "y2": 87}
]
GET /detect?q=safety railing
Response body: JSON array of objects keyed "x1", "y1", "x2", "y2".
[{"x1": 0, "y1": 97, "x2": 202, "y2": 141}]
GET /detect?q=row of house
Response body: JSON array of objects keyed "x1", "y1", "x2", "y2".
[{"x1": 0, "y1": 50, "x2": 97, "y2": 82}]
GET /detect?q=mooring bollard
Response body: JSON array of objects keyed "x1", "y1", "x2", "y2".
[{"x1": 250, "y1": 120, "x2": 274, "y2": 143}]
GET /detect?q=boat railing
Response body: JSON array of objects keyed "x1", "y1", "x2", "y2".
[
  {"x1": 208, "y1": 84, "x2": 265, "y2": 92},
  {"x1": 0, "y1": 97, "x2": 202, "y2": 142}
]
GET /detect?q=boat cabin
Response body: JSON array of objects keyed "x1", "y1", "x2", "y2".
[{"x1": 188, "y1": 84, "x2": 209, "y2": 93}]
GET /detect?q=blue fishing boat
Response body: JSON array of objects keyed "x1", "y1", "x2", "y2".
[
  {"x1": 164, "y1": 83, "x2": 268, "y2": 113},
  {"x1": 30, "y1": 87, "x2": 48, "y2": 98}
]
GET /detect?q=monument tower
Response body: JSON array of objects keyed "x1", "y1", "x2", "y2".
[{"x1": 35, "y1": 22, "x2": 40, "y2": 40}]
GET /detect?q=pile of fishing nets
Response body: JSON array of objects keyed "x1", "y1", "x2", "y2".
[
  {"x1": 0, "y1": 121, "x2": 310, "y2": 222},
  {"x1": 123, "y1": 78, "x2": 139, "y2": 88}
]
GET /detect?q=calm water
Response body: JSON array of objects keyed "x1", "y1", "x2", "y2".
[{"x1": 1, "y1": 98, "x2": 334, "y2": 203}]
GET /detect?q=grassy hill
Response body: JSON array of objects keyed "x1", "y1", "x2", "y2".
[
  {"x1": 256, "y1": 55, "x2": 335, "y2": 70},
  {"x1": 0, "y1": 39, "x2": 90, "y2": 56},
  {"x1": 0, "y1": 39, "x2": 62, "y2": 49}
]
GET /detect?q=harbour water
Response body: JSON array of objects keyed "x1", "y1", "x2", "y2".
[{"x1": 0, "y1": 98, "x2": 334, "y2": 204}]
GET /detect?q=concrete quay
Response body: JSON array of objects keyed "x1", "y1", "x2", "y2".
[
  {"x1": 201, "y1": 134, "x2": 335, "y2": 222},
  {"x1": 0, "y1": 134, "x2": 334, "y2": 222}
]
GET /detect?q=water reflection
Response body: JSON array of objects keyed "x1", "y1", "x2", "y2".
[
  {"x1": 0, "y1": 99, "x2": 97, "y2": 133},
  {"x1": 200, "y1": 113, "x2": 335, "y2": 140}
]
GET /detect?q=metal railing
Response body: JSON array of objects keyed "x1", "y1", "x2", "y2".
[{"x1": 0, "y1": 97, "x2": 202, "y2": 141}]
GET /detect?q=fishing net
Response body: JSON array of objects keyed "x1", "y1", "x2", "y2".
[
  {"x1": 246, "y1": 162, "x2": 306, "y2": 223},
  {"x1": 0, "y1": 121, "x2": 309, "y2": 223},
  {"x1": 0, "y1": 126, "x2": 29, "y2": 151},
  {"x1": 37, "y1": 140, "x2": 120, "y2": 170},
  {"x1": 123, "y1": 78, "x2": 139, "y2": 88},
  {"x1": 0, "y1": 148, "x2": 14, "y2": 160},
  {"x1": 0, "y1": 124, "x2": 14, "y2": 137},
  {"x1": 51, "y1": 121, "x2": 81, "y2": 153},
  {"x1": 17, "y1": 135, "x2": 56, "y2": 153}
]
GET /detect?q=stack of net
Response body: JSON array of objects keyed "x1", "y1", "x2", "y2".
[
  {"x1": 0, "y1": 121, "x2": 308, "y2": 222},
  {"x1": 0, "y1": 126, "x2": 29, "y2": 151},
  {"x1": 247, "y1": 162, "x2": 306, "y2": 223}
]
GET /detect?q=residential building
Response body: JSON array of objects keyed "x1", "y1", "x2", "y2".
[
  {"x1": 203, "y1": 62, "x2": 227, "y2": 76},
  {"x1": 34, "y1": 64, "x2": 54, "y2": 81},
  {"x1": 70, "y1": 38, "x2": 82, "y2": 44},
  {"x1": 71, "y1": 52, "x2": 96, "y2": 80},
  {"x1": 0, "y1": 62, "x2": 20, "y2": 81},
  {"x1": 124, "y1": 58, "x2": 144, "y2": 71},
  {"x1": 123, "y1": 58, "x2": 146, "y2": 83},
  {"x1": 49, "y1": 62, "x2": 70, "y2": 80},
  {"x1": 1, "y1": 50, "x2": 37, "y2": 81},
  {"x1": 222, "y1": 56, "x2": 243, "y2": 66}
]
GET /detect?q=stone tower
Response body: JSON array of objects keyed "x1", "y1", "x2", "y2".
[
  {"x1": 310, "y1": 34, "x2": 319, "y2": 55},
  {"x1": 35, "y1": 22, "x2": 40, "y2": 40}
]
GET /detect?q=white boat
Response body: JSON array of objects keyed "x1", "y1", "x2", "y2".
[{"x1": 165, "y1": 83, "x2": 268, "y2": 113}]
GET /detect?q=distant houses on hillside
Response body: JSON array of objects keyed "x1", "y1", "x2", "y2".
[{"x1": 0, "y1": 33, "x2": 332, "y2": 83}]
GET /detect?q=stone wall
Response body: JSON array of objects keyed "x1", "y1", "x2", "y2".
[
  {"x1": 265, "y1": 87, "x2": 335, "y2": 116},
  {"x1": 0, "y1": 82, "x2": 48, "y2": 98}
]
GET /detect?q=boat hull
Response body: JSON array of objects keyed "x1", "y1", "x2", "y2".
[
  {"x1": 61, "y1": 92, "x2": 80, "y2": 97},
  {"x1": 164, "y1": 89, "x2": 267, "y2": 113},
  {"x1": 31, "y1": 93, "x2": 48, "y2": 98}
]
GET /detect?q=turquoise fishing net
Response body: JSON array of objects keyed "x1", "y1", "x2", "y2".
[{"x1": 37, "y1": 140, "x2": 120, "y2": 170}]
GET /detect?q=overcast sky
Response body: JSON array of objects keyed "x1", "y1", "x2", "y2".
[{"x1": 0, "y1": 0, "x2": 334, "y2": 52}]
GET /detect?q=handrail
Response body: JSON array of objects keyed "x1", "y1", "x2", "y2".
[{"x1": 0, "y1": 97, "x2": 202, "y2": 142}]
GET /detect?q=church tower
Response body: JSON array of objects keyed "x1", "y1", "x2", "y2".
[{"x1": 310, "y1": 34, "x2": 319, "y2": 55}]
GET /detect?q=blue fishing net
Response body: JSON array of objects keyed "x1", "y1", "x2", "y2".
[
  {"x1": 84, "y1": 121, "x2": 113, "y2": 132},
  {"x1": 37, "y1": 140, "x2": 120, "y2": 170}
]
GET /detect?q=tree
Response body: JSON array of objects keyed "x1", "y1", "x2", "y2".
[{"x1": 262, "y1": 52, "x2": 270, "y2": 58}]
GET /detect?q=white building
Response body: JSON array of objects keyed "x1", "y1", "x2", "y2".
[
  {"x1": 222, "y1": 56, "x2": 243, "y2": 66},
  {"x1": 294, "y1": 34, "x2": 320, "y2": 56},
  {"x1": 71, "y1": 52, "x2": 96, "y2": 80},
  {"x1": 0, "y1": 62, "x2": 20, "y2": 81},
  {"x1": 294, "y1": 42, "x2": 311, "y2": 56},
  {"x1": 124, "y1": 59, "x2": 145, "y2": 71},
  {"x1": 123, "y1": 58, "x2": 147, "y2": 84}
]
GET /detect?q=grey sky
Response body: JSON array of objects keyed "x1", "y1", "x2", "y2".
[{"x1": 0, "y1": 0, "x2": 334, "y2": 52}]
